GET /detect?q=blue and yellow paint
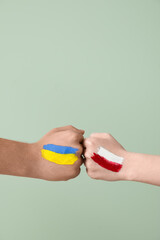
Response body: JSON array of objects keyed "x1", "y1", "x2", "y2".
[{"x1": 41, "y1": 144, "x2": 78, "y2": 165}]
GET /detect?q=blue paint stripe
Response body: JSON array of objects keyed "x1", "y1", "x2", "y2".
[{"x1": 43, "y1": 144, "x2": 78, "y2": 154}]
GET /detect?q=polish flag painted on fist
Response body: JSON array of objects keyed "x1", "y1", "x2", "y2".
[{"x1": 91, "y1": 147, "x2": 124, "y2": 172}]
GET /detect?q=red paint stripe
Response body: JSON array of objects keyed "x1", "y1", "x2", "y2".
[{"x1": 91, "y1": 153, "x2": 122, "y2": 172}]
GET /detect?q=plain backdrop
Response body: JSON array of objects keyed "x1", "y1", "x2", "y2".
[{"x1": 0, "y1": 1, "x2": 160, "y2": 240}]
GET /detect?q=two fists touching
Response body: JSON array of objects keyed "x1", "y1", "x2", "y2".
[
  {"x1": 33, "y1": 125, "x2": 128, "y2": 182},
  {"x1": 1, "y1": 125, "x2": 160, "y2": 185}
]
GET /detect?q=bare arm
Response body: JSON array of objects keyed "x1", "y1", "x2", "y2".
[
  {"x1": 124, "y1": 151, "x2": 160, "y2": 186},
  {"x1": 0, "y1": 138, "x2": 34, "y2": 178}
]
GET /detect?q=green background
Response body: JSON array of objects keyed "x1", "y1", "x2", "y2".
[{"x1": 0, "y1": 0, "x2": 160, "y2": 239}]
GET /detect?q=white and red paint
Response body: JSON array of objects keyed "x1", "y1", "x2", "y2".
[{"x1": 91, "y1": 147, "x2": 124, "y2": 172}]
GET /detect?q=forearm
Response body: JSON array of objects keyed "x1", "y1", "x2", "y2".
[
  {"x1": 124, "y1": 151, "x2": 160, "y2": 186},
  {"x1": 0, "y1": 138, "x2": 36, "y2": 178}
]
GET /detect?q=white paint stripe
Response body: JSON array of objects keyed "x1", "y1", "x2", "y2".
[{"x1": 97, "y1": 147, "x2": 124, "y2": 164}]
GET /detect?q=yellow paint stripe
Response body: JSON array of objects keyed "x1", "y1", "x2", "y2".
[{"x1": 41, "y1": 149, "x2": 78, "y2": 165}]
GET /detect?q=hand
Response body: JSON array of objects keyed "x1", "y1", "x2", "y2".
[
  {"x1": 30, "y1": 125, "x2": 84, "y2": 181},
  {"x1": 84, "y1": 133, "x2": 128, "y2": 181}
]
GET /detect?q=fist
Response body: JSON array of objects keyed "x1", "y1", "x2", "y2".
[
  {"x1": 84, "y1": 133, "x2": 127, "y2": 181},
  {"x1": 31, "y1": 125, "x2": 84, "y2": 181}
]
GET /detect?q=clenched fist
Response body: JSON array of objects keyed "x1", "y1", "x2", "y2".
[
  {"x1": 31, "y1": 125, "x2": 84, "y2": 181},
  {"x1": 83, "y1": 133, "x2": 128, "y2": 181}
]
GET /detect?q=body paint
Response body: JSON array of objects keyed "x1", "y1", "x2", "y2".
[
  {"x1": 41, "y1": 144, "x2": 78, "y2": 165},
  {"x1": 43, "y1": 144, "x2": 78, "y2": 154},
  {"x1": 91, "y1": 146, "x2": 124, "y2": 172}
]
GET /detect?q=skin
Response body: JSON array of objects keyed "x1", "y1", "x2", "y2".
[
  {"x1": 84, "y1": 133, "x2": 160, "y2": 186},
  {"x1": 0, "y1": 125, "x2": 84, "y2": 181},
  {"x1": 1, "y1": 128, "x2": 160, "y2": 186}
]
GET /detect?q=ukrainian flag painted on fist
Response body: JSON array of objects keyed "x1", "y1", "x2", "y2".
[{"x1": 41, "y1": 144, "x2": 78, "y2": 165}]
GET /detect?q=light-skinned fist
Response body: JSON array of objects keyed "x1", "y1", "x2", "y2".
[{"x1": 84, "y1": 133, "x2": 128, "y2": 181}]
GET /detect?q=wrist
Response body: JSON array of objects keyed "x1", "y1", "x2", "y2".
[
  {"x1": 23, "y1": 142, "x2": 40, "y2": 179},
  {"x1": 119, "y1": 151, "x2": 136, "y2": 182}
]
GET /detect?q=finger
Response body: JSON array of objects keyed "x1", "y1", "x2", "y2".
[{"x1": 83, "y1": 150, "x2": 93, "y2": 160}]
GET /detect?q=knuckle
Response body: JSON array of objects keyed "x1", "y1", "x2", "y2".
[
  {"x1": 66, "y1": 129, "x2": 73, "y2": 135},
  {"x1": 67, "y1": 125, "x2": 74, "y2": 129},
  {"x1": 70, "y1": 135, "x2": 78, "y2": 142},
  {"x1": 106, "y1": 133, "x2": 112, "y2": 137},
  {"x1": 71, "y1": 131, "x2": 78, "y2": 138},
  {"x1": 85, "y1": 138, "x2": 93, "y2": 146},
  {"x1": 66, "y1": 130, "x2": 77, "y2": 140},
  {"x1": 103, "y1": 133, "x2": 112, "y2": 138}
]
